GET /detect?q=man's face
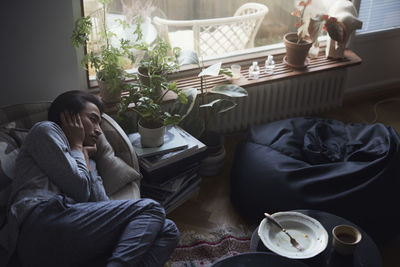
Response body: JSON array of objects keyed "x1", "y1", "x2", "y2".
[{"x1": 79, "y1": 102, "x2": 102, "y2": 146}]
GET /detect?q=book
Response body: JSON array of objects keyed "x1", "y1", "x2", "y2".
[
  {"x1": 165, "y1": 178, "x2": 201, "y2": 214},
  {"x1": 139, "y1": 127, "x2": 207, "y2": 172},
  {"x1": 141, "y1": 173, "x2": 200, "y2": 202},
  {"x1": 128, "y1": 126, "x2": 188, "y2": 158},
  {"x1": 141, "y1": 160, "x2": 204, "y2": 184},
  {"x1": 141, "y1": 173, "x2": 202, "y2": 214},
  {"x1": 141, "y1": 164, "x2": 200, "y2": 193}
]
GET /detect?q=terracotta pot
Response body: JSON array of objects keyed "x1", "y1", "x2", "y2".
[
  {"x1": 96, "y1": 75, "x2": 122, "y2": 104},
  {"x1": 283, "y1": 32, "x2": 313, "y2": 69},
  {"x1": 138, "y1": 120, "x2": 166, "y2": 148}
]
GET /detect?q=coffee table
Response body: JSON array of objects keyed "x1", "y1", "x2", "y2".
[{"x1": 250, "y1": 210, "x2": 382, "y2": 267}]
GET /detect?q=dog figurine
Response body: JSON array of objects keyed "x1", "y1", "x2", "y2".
[{"x1": 325, "y1": 0, "x2": 363, "y2": 58}]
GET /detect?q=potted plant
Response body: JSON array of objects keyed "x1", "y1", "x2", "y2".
[
  {"x1": 71, "y1": 0, "x2": 135, "y2": 103},
  {"x1": 285, "y1": 0, "x2": 346, "y2": 68},
  {"x1": 133, "y1": 35, "x2": 181, "y2": 99},
  {"x1": 117, "y1": 79, "x2": 197, "y2": 148},
  {"x1": 284, "y1": 0, "x2": 314, "y2": 69},
  {"x1": 177, "y1": 50, "x2": 248, "y2": 176}
]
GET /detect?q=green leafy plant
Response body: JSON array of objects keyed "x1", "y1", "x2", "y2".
[
  {"x1": 176, "y1": 50, "x2": 248, "y2": 138},
  {"x1": 71, "y1": 0, "x2": 135, "y2": 98},
  {"x1": 133, "y1": 35, "x2": 182, "y2": 99},
  {"x1": 116, "y1": 80, "x2": 197, "y2": 132},
  {"x1": 115, "y1": 26, "x2": 195, "y2": 132},
  {"x1": 135, "y1": 36, "x2": 181, "y2": 76}
]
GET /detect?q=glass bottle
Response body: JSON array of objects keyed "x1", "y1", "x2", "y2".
[
  {"x1": 248, "y1": 61, "x2": 260, "y2": 80},
  {"x1": 265, "y1": 55, "x2": 275, "y2": 74}
]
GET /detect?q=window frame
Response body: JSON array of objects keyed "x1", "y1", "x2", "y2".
[
  {"x1": 353, "y1": 0, "x2": 400, "y2": 39},
  {"x1": 80, "y1": 0, "x2": 390, "y2": 90}
]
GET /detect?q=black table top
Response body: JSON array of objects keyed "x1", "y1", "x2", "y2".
[{"x1": 250, "y1": 209, "x2": 382, "y2": 267}]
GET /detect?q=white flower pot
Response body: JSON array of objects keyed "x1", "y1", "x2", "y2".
[{"x1": 138, "y1": 121, "x2": 166, "y2": 148}]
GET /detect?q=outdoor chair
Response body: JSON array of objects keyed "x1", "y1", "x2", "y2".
[{"x1": 153, "y1": 3, "x2": 269, "y2": 58}]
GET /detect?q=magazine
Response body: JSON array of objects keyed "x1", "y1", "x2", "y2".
[
  {"x1": 141, "y1": 164, "x2": 200, "y2": 193},
  {"x1": 129, "y1": 126, "x2": 188, "y2": 158},
  {"x1": 140, "y1": 127, "x2": 206, "y2": 171}
]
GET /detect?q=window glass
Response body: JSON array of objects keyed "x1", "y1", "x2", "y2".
[
  {"x1": 82, "y1": 0, "x2": 302, "y2": 77},
  {"x1": 82, "y1": 0, "x2": 340, "y2": 80},
  {"x1": 357, "y1": 0, "x2": 400, "y2": 34}
]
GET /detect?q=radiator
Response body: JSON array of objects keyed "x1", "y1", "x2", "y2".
[{"x1": 210, "y1": 69, "x2": 347, "y2": 133}]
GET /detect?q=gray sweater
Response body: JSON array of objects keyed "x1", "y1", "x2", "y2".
[{"x1": 8, "y1": 121, "x2": 109, "y2": 254}]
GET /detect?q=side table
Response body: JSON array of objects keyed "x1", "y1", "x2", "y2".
[{"x1": 250, "y1": 210, "x2": 382, "y2": 267}]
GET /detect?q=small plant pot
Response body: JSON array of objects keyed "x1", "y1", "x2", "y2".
[
  {"x1": 138, "y1": 120, "x2": 166, "y2": 148},
  {"x1": 283, "y1": 32, "x2": 313, "y2": 69},
  {"x1": 96, "y1": 75, "x2": 122, "y2": 104}
]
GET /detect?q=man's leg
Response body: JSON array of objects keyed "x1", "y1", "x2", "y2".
[
  {"x1": 17, "y1": 196, "x2": 179, "y2": 267},
  {"x1": 108, "y1": 218, "x2": 179, "y2": 267}
]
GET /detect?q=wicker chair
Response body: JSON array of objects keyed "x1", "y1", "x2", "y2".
[{"x1": 153, "y1": 3, "x2": 269, "y2": 58}]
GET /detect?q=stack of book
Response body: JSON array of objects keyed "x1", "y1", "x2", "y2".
[{"x1": 128, "y1": 126, "x2": 207, "y2": 213}]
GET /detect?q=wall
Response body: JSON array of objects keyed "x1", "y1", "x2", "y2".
[
  {"x1": 0, "y1": 1, "x2": 399, "y2": 107},
  {"x1": 346, "y1": 31, "x2": 400, "y2": 93},
  {"x1": 0, "y1": 0, "x2": 87, "y2": 107}
]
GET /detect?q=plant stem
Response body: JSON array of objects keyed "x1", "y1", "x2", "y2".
[
  {"x1": 102, "y1": 3, "x2": 109, "y2": 49},
  {"x1": 200, "y1": 76, "x2": 209, "y2": 135},
  {"x1": 297, "y1": 5, "x2": 307, "y2": 44},
  {"x1": 157, "y1": 84, "x2": 169, "y2": 104}
]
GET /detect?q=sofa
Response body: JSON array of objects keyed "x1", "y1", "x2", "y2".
[{"x1": 0, "y1": 102, "x2": 142, "y2": 264}]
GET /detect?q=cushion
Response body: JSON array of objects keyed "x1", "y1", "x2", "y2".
[
  {"x1": 0, "y1": 128, "x2": 28, "y2": 229},
  {"x1": 95, "y1": 133, "x2": 142, "y2": 196}
]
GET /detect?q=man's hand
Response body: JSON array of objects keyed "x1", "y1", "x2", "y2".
[
  {"x1": 60, "y1": 110, "x2": 85, "y2": 151},
  {"x1": 83, "y1": 144, "x2": 97, "y2": 158}
]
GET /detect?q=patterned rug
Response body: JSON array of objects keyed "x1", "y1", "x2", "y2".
[{"x1": 166, "y1": 226, "x2": 253, "y2": 267}]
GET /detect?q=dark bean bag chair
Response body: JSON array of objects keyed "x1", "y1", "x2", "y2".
[{"x1": 231, "y1": 117, "x2": 400, "y2": 240}]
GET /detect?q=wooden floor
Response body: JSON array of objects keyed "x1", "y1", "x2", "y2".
[{"x1": 167, "y1": 85, "x2": 400, "y2": 266}]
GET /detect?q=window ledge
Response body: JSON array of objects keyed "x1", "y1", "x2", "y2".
[
  {"x1": 101, "y1": 49, "x2": 361, "y2": 113},
  {"x1": 172, "y1": 49, "x2": 361, "y2": 94}
]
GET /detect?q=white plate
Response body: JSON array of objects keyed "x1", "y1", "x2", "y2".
[{"x1": 258, "y1": 211, "x2": 328, "y2": 259}]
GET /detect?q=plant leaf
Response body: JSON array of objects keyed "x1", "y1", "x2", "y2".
[
  {"x1": 297, "y1": 16, "x2": 311, "y2": 40},
  {"x1": 198, "y1": 62, "x2": 222, "y2": 77},
  {"x1": 209, "y1": 85, "x2": 248, "y2": 98},
  {"x1": 200, "y1": 99, "x2": 237, "y2": 114},
  {"x1": 177, "y1": 49, "x2": 199, "y2": 65},
  {"x1": 168, "y1": 87, "x2": 198, "y2": 120},
  {"x1": 308, "y1": 16, "x2": 324, "y2": 44},
  {"x1": 179, "y1": 115, "x2": 205, "y2": 139}
]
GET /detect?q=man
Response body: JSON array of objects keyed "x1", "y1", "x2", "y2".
[{"x1": 8, "y1": 90, "x2": 179, "y2": 266}]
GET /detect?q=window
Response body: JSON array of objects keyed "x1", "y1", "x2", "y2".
[
  {"x1": 82, "y1": 0, "x2": 302, "y2": 80},
  {"x1": 357, "y1": 0, "x2": 400, "y2": 34},
  {"x1": 81, "y1": 0, "x2": 359, "y2": 83}
]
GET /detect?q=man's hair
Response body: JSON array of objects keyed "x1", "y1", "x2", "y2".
[{"x1": 48, "y1": 90, "x2": 104, "y2": 126}]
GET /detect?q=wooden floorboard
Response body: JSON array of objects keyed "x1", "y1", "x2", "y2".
[{"x1": 167, "y1": 84, "x2": 400, "y2": 266}]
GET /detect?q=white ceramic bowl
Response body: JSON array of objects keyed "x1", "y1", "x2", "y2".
[{"x1": 258, "y1": 211, "x2": 328, "y2": 259}]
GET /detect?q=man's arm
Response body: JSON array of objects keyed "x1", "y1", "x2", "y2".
[{"x1": 25, "y1": 122, "x2": 91, "y2": 202}]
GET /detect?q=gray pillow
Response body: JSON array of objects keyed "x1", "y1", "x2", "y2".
[
  {"x1": 95, "y1": 134, "x2": 142, "y2": 196},
  {"x1": 0, "y1": 130, "x2": 25, "y2": 228}
]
